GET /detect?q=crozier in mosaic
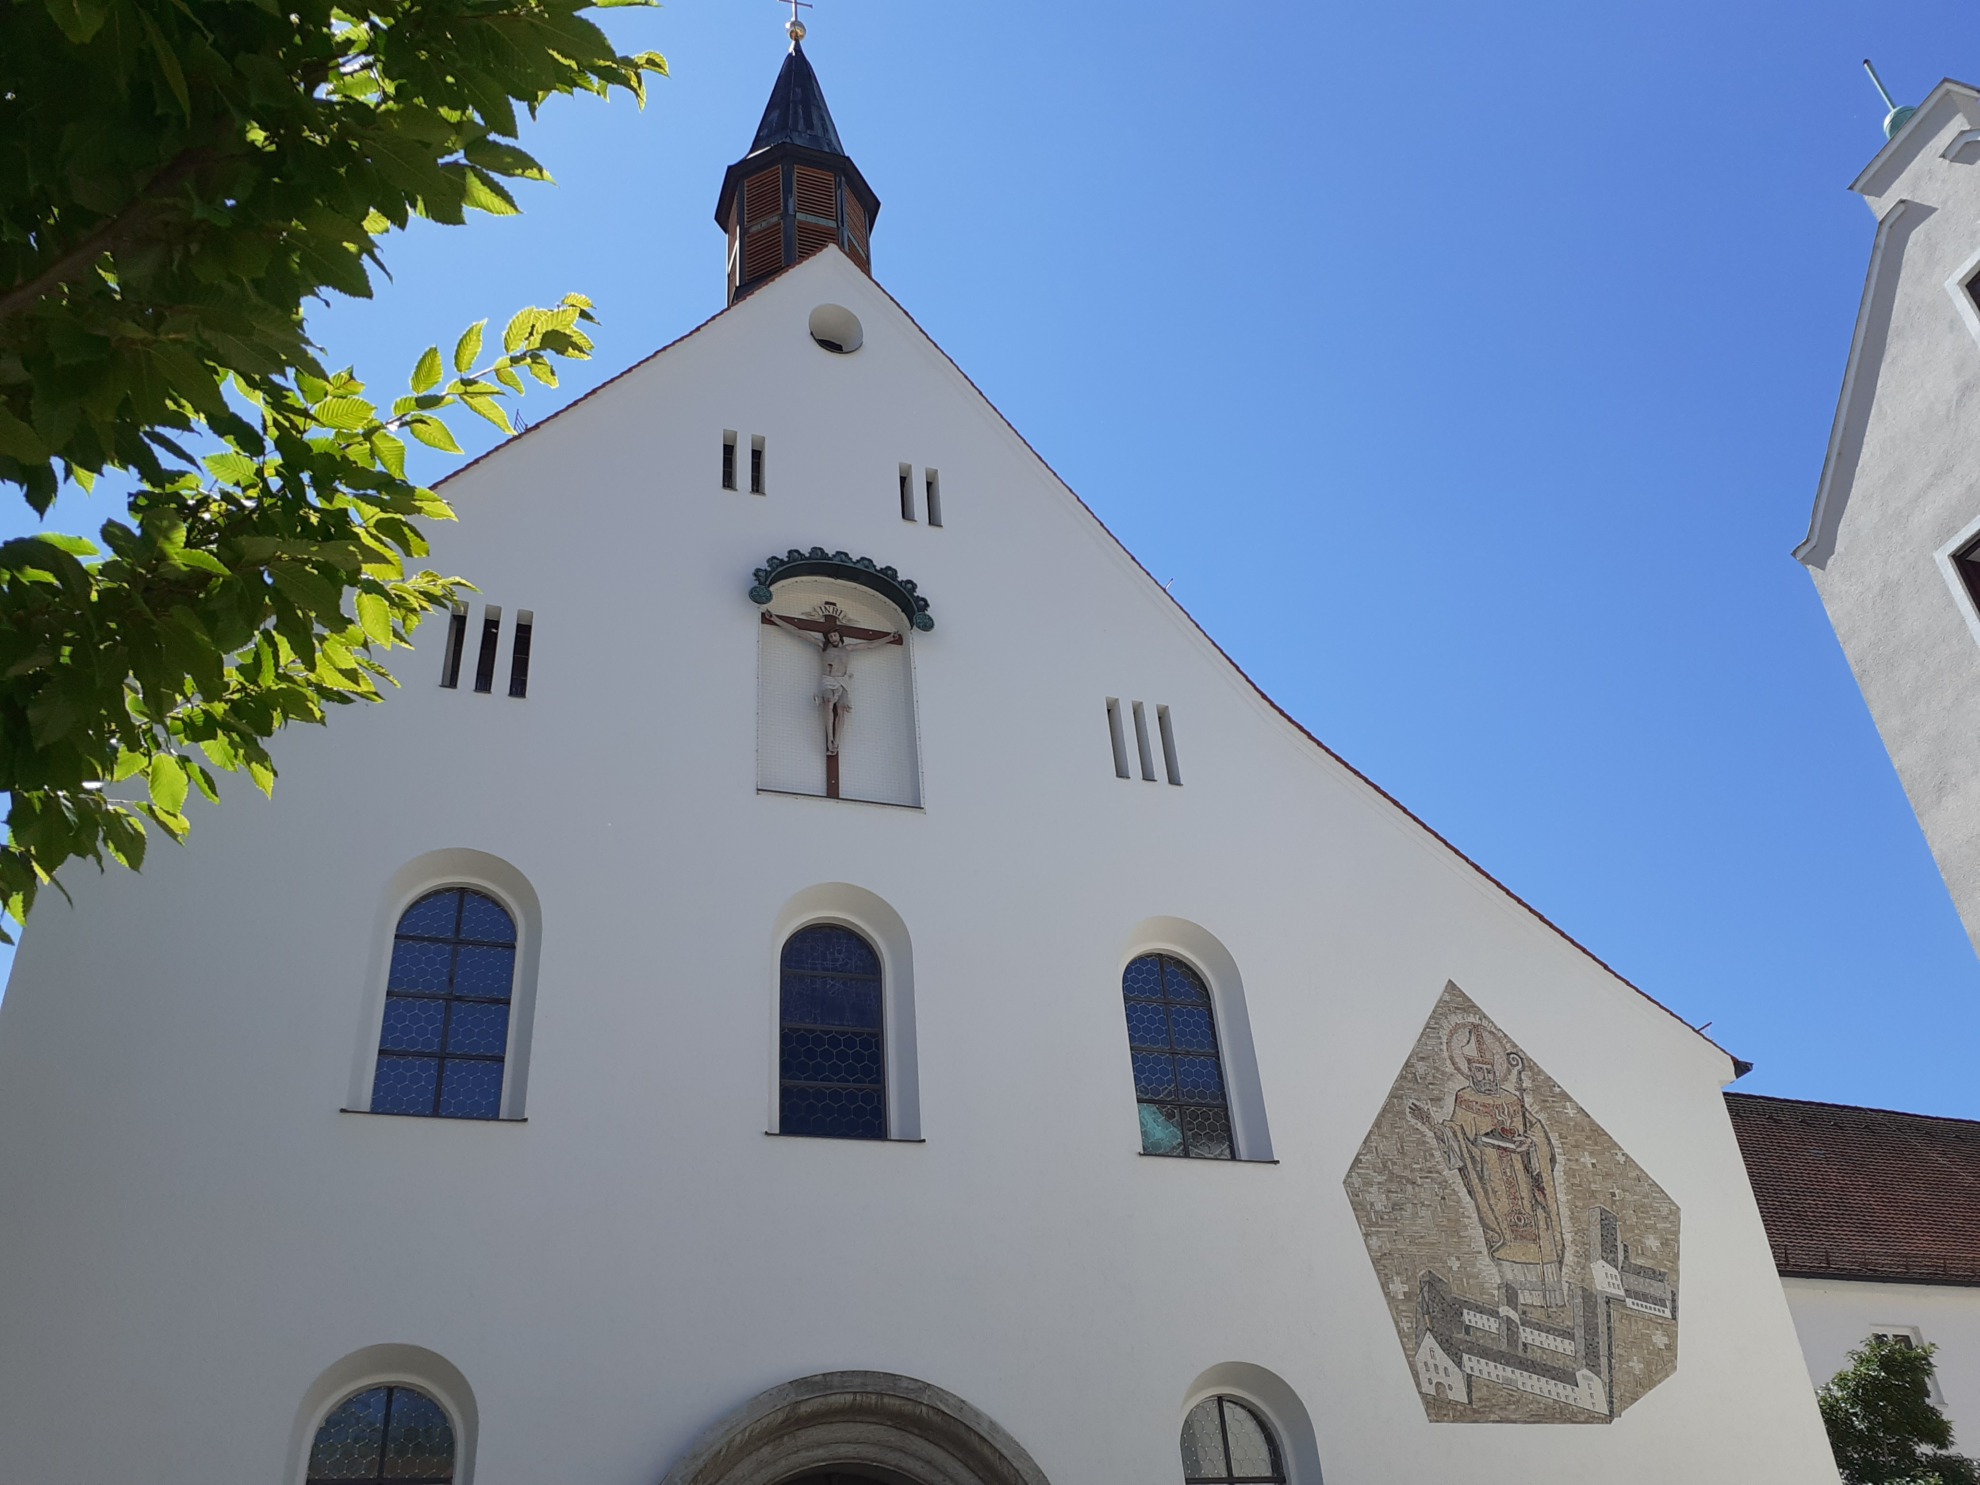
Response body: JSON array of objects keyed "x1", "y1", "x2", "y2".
[{"x1": 1345, "y1": 983, "x2": 1679, "y2": 1423}]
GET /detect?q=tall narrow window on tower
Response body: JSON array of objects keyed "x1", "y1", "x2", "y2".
[
  {"x1": 722, "y1": 431, "x2": 738, "y2": 491},
  {"x1": 508, "y1": 612, "x2": 534, "y2": 699},
  {"x1": 438, "y1": 606, "x2": 467, "y2": 689},
  {"x1": 472, "y1": 606, "x2": 502, "y2": 694},
  {"x1": 750, "y1": 435, "x2": 767, "y2": 495},
  {"x1": 924, "y1": 469, "x2": 943, "y2": 528},
  {"x1": 899, "y1": 463, "x2": 916, "y2": 521}
]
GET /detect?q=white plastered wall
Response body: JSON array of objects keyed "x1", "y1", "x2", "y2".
[
  {"x1": 1783, "y1": 1278, "x2": 1980, "y2": 1454},
  {"x1": 0, "y1": 248, "x2": 1836, "y2": 1484}
]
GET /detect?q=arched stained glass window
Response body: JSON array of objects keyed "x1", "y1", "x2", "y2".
[
  {"x1": 307, "y1": 1384, "x2": 456, "y2": 1483},
  {"x1": 1123, "y1": 952, "x2": 1234, "y2": 1159},
  {"x1": 372, "y1": 887, "x2": 516, "y2": 1120},
  {"x1": 1180, "y1": 1395, "x2": 1286, "y2": 1485},
  {"x1": 780, "y1": 924, "x2": 886, "y2": 1140}
]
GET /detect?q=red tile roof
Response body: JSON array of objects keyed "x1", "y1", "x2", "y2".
[{"x1": 1727, "y1": 1092, "x2": 1980, "y2": 1287}]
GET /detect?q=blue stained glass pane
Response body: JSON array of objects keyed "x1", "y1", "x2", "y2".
[
  {"x1": 1125, "y1": 1001, "x2": 1170, "y2": 1049},
  {"x1": 309, "y1": 1387, "x2": 389, "y2": 1479},
  {"x1": 438, "y1": 1059, "x2": 503, "y2": 1119},
  {"x1": 1122, "y1": 955, "x2": 1163, "y2": 999},
  {"x1": 371, "y1": 1055, "x2": 440, "y2": 1115},
  {"x1": 456, "y1": 891, "x2": 515, "y2": 945},
  {"x1": 781, "y1": 973, "x2": 883, "y2": 1028},
  {"x1": 379, "y1": 995, "x2": 446, "y2": 1053},
  {"x1": 1175, "y1": 1055, "x2": 1226, "y2": 1103},
  {"x1": 388, "y1": 940, "x2": 452, "y2": 994},
  {"x1": 451, "y1": 944, "x2": 515, "y2": 1000},
  {"x1": 781, "y1": 1027, "x2": 883, "y2": 1086},
  {"x1": 383, "y1": 1387, "x2": 456, "y2": 1479},
  {"x1": 1139, "y1": 1102, "x2": 1184, "y2": 1155},
  {"x1": 1161, "y1": 958, "x2": 1209, "y2": 1001},
  {"x1": 781, "y1": 1082, "x2": 884, "y2": 1139},
  {"x1": 395, "y1": 891, "x2": 459, "y2": 940},
  {"x1": 446, "y1": 1001, "x2": 511, "y2": 1056},
  {"x1": 781, "y1": 925, "x2": 880, "y2": 976},
  {"x1": 1133, "y1": 1051, "x2": 1177, "y2": 1099},
  {"x1": 1168, "y1": 1004, "x2": 1218, "y2": 1052}
]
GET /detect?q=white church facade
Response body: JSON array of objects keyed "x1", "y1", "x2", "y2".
[{"x1": 0, "y1": 30, "x2": 1842, "y2": 1485}]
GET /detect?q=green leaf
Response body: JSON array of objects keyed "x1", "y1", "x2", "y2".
[
  {"x1": 462, "y1": 396, "x2": 513, "y2": 434},
  {"x1": 355, "y1": 591, "x2": 393, "y2": 646},
  {"x1": 0, "y1": 404, "x2": 50, "y2": 462},
  {"x1": 169, "y1": 547, "x2": 231, "y2": 576},
  {"x1": 133, "y1": 7, "x2": 193, "y2": 120},
  {"x1": 411, "y1": 347, "x2": 444, "y2": 395},
  {"x1": 33, "y1": 533, "x2": 99, "y2": 558},
  {"x1": 315, "y1": 397, "x2": 377, "y2": 431},
  {"x1": 42, "y1": 0, "x2": 110, "y2": 43},
  {"x1": 406, "y1": 415, "x2": 463, "y2": 454},
  {"x1": 462, "y1": 169, "x2": 522, "y2": 217},
  {"x1": 148, "y1": 754, "x2": 189, "y2": 815},
  {"x1": 453, "y1": 321, "x2": 486, "y2": 375}
]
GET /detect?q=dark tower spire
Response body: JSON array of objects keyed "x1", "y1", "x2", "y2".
[{"x1": 716, "y1": 20, "x2": 881, "y2": 304}]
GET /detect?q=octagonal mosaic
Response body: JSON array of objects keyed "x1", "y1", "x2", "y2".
[{"x1": 1344, "y1": 983, "x2": 1679, "y2": 1423}]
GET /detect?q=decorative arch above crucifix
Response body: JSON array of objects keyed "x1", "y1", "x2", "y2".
[{"x1": 749, "y1": 548, "x2": 934, "y2": 631}]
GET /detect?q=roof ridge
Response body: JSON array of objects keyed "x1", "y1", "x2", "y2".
[{"x1": 1727, "y1": 1090, "x2": 1980, "y2": 1130}]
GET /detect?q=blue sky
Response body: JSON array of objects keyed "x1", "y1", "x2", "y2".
[{"x1": 10, "y1": 0, "x2": 1980, "y2": 1113}]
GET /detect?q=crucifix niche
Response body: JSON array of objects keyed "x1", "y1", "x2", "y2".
[
  {"x1": 761, "y1": 601, "x2": 902, "y2": 799},
  {"x1": 751, "y1": 551, "x2": 932, "y2": 808}
]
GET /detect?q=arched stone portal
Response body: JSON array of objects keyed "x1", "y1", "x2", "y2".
[{"x1": 657, "y1": 1372, "x2": 1053, "y2": 1485}]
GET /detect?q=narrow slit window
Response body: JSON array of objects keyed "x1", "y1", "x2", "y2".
[
  {"x1": 750, "y1": 435, "x2": 766, "y2": 495},
  {"x1": 722, "y1": 431, "x2": 738, "y2": 491},
  {"x1": 1131, "y1": 701, "x2": 1158, "y2": 781},
  {"x1": 924, "y1": 469, "x2": 943, "y2": 527},
  {"x1": 1157, "y1": 705, "x2": 1182, "y2": 786},
  {"x1": 900, "y1": 463, "x2": 916, "y2": 521},
  {"x1": 507, "y1": 611, "x2": 533, "y2": 699},
  {"x1": 472, "y1": 606, "x2": 502, "y2": 695},
  {"x1": 438, "y1": 607, "x2": 467, "y2": 689},
  {"x1": 1967, "y1": 270, "x2": 1980, "y2": 318},
  {"x1": 1106, "y1": 699, "x2": 1132, "y2": 779}
]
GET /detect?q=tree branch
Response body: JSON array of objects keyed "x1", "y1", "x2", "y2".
[{"x1": 0, "y1": 148, "x2": 221, "y2": 332}]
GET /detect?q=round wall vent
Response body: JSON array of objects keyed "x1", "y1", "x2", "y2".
[{"x1": 808, "y1": 304, "x2": 863, "y2": 354}]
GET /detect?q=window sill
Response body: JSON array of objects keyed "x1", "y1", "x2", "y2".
[
  {"x1": 1137, "y1": 1151, "x2": 1278, "y2": 1165},
  {"x1": 756, "y1": 788, "x2": 925, "y2": 812},
  {"x1": 764, "y1": 1131, "x2": 926, "y2": 1143},
  {"x1": 340, "y1": 1108, "x2": 528, "y2": 1124}
]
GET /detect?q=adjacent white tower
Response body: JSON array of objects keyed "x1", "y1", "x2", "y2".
[{"x1": 1801, "y1": 79, "x2": 1980, "y2": 952}]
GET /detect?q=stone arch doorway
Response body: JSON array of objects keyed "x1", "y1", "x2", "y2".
[{"x1": 658, "y1": 1372, "x2": 1053, "y2": 1485}]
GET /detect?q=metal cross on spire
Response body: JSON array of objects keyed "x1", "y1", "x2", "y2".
[{"x1": 777, "y1": 0, "x2": 813, "y2": 42}]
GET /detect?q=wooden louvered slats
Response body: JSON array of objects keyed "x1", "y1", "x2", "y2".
[
  {"x1": 743, "y1": 222, "x2": 785, "y2": 281},
  {"x1": 795, "y1": 220, "x2": 836, "y2": 263},
  {"x1": 843, "y1": 192, "x2": 870, "y2": 268},
  {"x1": 794, "y1": 166, "x2": 838, "y2": 222},
  {"x1": 743, "y1": 167, "x2": 783, "y2": 227}
]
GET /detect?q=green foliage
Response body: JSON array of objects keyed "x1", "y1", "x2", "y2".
[
  {"x1": 1821, "y1": 1336, "x2": 1978, "y2": 1485},
  {"x1": 0, "y1": 298, "x2": 597, "y2": 933},
  {"x1": 0, "y1": 0, "x2": 665, "y2": 507},
  {"x1": 0, "y1": 0, "x2": 667, "y2": 935}
]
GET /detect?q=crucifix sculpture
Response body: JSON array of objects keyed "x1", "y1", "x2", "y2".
[{"x1": 762, "y1": 600, "x2": 903, "y2": 798}]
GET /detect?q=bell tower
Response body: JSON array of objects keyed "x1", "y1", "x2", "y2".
[{"x1": 715, "y1": 19, "x2": 881, "y2": 304}]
